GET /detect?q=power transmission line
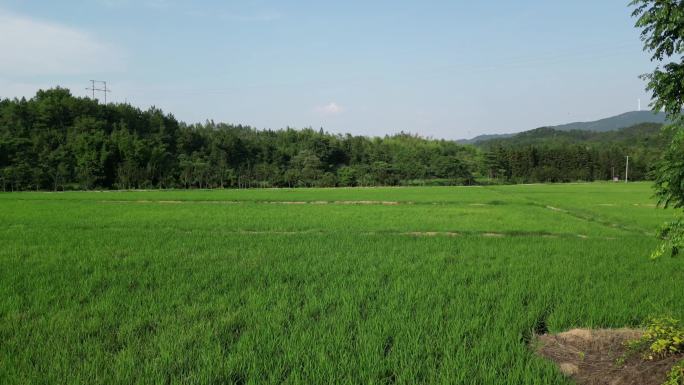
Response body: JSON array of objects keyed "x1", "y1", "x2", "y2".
[
  {"x1": 86, "y1": 80, "x2": 96, "y2": 99},
  {"x1": 102, "y1": 81, "x2": 110, "y2": 104},
  {"x1": 85, "y1": 80, "x2": 111, "y2": 104}
]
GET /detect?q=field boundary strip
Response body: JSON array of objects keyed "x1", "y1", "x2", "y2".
[
  {"x1": 90, "y1": 199, "x2": 518, "y2": 206},
  {"x1": 94, "y1": 200, "x2": 409, "y2": 205},
  {"x1": 535, "y1": 203, "x2": 653, "y2": 236},
  {"x1": 481, "y1": 186, "x2": 653, "y2": 236}
]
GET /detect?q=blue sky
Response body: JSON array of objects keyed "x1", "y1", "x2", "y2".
[{"x1": 0, "y1": 0, "x2": 655, "y2": 139}]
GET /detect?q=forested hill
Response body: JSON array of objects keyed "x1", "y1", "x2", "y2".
[
  {"x1": 477, "y1": 123, "x2": 668, "y2": 148},
  {"x1": 479, "y1": 123, "x2": 671, "y2": 183},
  {"x1": 0, "y1": 88, "x2": 479, "y2": 191},
  {"x1": 459, "y1": 111, "x2": 667, "y2": 144},
  {"x1": 551, "y1": 111, "x2": 667, "y2": 132},
  {"x1": 0, "y1": 88, "x2": 670, "y2": 191}
]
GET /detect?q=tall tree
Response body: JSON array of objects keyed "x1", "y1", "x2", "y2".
[{"x1": 632, "y1": 0, "x2": 684, "y2": 258}]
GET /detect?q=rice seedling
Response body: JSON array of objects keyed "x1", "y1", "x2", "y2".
[{"x1": 0, "y1": 182, "x2": 681, "y2": 384}]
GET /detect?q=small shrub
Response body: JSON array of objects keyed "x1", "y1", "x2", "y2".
[
  {"x1": 628, "y1": 317, "x2": 684, "y2": 359},
  {"x1": 664, "y1": 360, "x2": 684, "y2": 385}
]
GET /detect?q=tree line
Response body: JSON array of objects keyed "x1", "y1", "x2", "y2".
[
  {"x1": 0, "y1": 88, "x2": 668, "y2": 191},
  {"x1": 479, "y1": 124, "x2": 669, "y2": 183},
  {"x1": 0, "y1": 88, "x2": 479, "y2": 191}
]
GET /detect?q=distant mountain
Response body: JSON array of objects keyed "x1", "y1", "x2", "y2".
[
  {"x1": 477, "y1": 122, "x2": 668, "y2": 148},
  {"x1": 457, "y1": 133, "x2": 515, "y2": 144},
  {"x1": 458, "y1": 111, "x2": 668, "y2": 144},
  {"x1": 551, "y1": 111, "x2": 667, "y2": 132}
]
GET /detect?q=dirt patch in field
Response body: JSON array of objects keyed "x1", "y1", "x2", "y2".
[
  {"x1": 535, "y1": 328, "x2": 683, "y2": 385},
  {"x1": 238, "y1": 230, "x2": 305, "y2": 235},
  {"x1": 334, "y1": 200, "x2": 402, "y2": 205},
  {"x1": 404, "y1": 231, "x2": 460, "y2": 237},
  {"x1": 101, "y1": 199, "x2": 410, "y2": 206},
  {"x1": 482, "y1": 232, "x2": 505, "y2": 237},
  {"x1": 633, "y1": 203, "x2": 658, "y2": 208},
  {"x1": 546, "y1": 205, "x2": 568, "y2": 213},
  {"x1": 269, "y1": 200, "x2": 407, "y2": 205}
]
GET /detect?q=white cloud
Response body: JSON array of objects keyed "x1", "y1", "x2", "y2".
[
  {"x1": 0, "y1": 9, "x2": 126, "y2": 76},
  {"x1": 316, "y1": 102, "x2": 344, "y2": 116}
]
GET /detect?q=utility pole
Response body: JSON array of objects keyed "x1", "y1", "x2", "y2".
[
  {"x1": 85, "y1": 80, "x2": 111, "y2": 103},
  {"x1": 102, "y1": 81, "x2": 110, "y2": 104},
  {"x1": 86, "y1": 80, "x2": 96, "y2": 99},
  {"x1": 625, "y1": 156, "x2": 630, "y2": 183}
]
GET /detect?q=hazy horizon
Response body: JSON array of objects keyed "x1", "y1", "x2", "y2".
[{"x1": 0, "y1": 0, "x2": 655, "y2": 139}]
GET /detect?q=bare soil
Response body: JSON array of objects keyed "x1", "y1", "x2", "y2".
[
  {"x1": 403, "y1": 231, "x2": 460, "y2": 237},
  {"x1": 535, "y1": 328, "x2": 683, "y2": 385}
]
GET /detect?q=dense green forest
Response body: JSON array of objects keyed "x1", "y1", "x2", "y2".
[
  {"x1": 0, "y1": 88, "x2": 479, "y2": 191},
  {"x1": 480, "y1": 123, "x2": 670, "y2": 183},
  {"x1": 0, "y1": 88, "x2": 669, "y2": 190}
]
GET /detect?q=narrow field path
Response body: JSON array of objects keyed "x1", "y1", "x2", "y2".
[{"x1": 482, "y1": 185, "x2": 655, "y2": 236}]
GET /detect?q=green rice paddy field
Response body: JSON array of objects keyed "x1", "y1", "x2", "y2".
[{"x1": 1, "y1": 182, "x2": 683, "y2": 384}]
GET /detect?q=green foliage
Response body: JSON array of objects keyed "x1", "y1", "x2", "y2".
[
  {"x1": 628, "y1": 317, "x2": 684, "y2": 359},
  {"x1": 654, "y1": 127, "x2": 684, "y2": 209},
  {"x1": 632, "y1": 0, "x2": 684, "y2": 207},
  {"x1": 0, "y1": 88, "x2": 666, "y2": 191},
  {"x1": 0, "y1": 89, "x2": 480, "y2": 190},
  {"x1": 651, "y1": 216, "x2": 684, "y2": 259},
  {"x1": 631, "y1": 0, "x2": 684, "y2": 263},
  {"x1": 478, "y1": 123, "x2": 670, "y2": 183},
  {"x1": 631, "y1": 0, "x2": 684, "y2": 117},
  {"x1": 626, "y1": 316, "x2": 684, "y2": 385},
  {"x1": 664, "y1": 360, "x2": 684, "y2": 385},
  {"x1": 645, "y1": 318, "x2": 684, "y2": 357}
]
